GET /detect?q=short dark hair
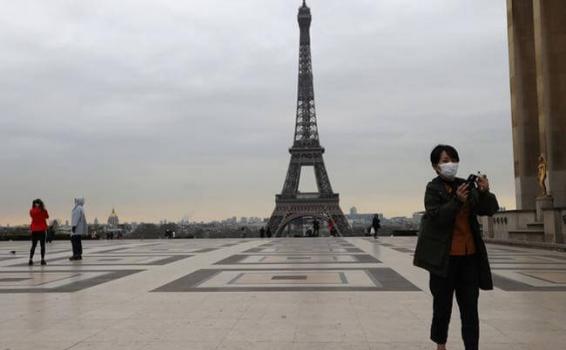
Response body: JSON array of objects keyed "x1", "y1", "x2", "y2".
[
  {"x1": 430, "y1": 144, "x2": 459, "y2": 165},
  {"x1": 32, "y1": 198, "x2": 45, "y2": 211}
]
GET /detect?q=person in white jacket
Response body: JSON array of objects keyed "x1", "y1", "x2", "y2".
[{"x1": 70, "y1": 198, "x2": 87, "y2": 261}]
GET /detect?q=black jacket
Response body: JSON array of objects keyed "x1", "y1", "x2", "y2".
[
  {"x1": 413, "y1": 176, "x2": 499, "y2": 290},
  {"x1": 372, "y1": 217, "x2": 381, "y2": 230}
]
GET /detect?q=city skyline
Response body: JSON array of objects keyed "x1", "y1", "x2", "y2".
[
  {"x1": 0, "y1": 206, "x2": 398, "y2": 227},
  {"x1": 0, "y1": 0, "x2": 514, "y2": 226}
]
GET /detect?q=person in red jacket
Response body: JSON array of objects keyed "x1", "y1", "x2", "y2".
[
  {"x1": 328, "y1": 219, "x2": 336, "y2": 237},
  {"x1": 29, "y1": 199, "x2": 49, "y2": 266}
]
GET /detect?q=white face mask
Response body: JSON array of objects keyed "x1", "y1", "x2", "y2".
[{"x1": 438, "y1": 162, "x2": 459, "y2": 180}]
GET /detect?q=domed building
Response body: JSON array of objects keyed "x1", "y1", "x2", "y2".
[
  {"x1": 105, "y1": 208, "x2": 122, "y2": 239},
  {"x1": 107, "y1": 208, "x2": 119, "y2": 227}
]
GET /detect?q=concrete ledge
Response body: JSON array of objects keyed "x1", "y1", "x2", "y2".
[
  {"x1": 485, "y1": 238, "x2": 566, "y2": 252},
  {"x1": 493, "y1": 209, "x2": 537, "y2": 214}
]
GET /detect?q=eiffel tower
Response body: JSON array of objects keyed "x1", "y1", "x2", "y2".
[{"x1": 267, "y1": 0, "x2": 351, "y2": 237}]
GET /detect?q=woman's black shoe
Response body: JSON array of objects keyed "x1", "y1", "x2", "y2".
[
  {"x1": 41, "y1": 260, "x2": 47, "y2": 265},
  {"x1": 28, "y1": 260, "x2": 33, "y2": 266}
]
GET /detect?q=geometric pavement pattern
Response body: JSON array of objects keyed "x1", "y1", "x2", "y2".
[
  {"x1": 368, "y1": 237, "x2": 566, "y2": 291},
  {"x1": 1, "y1": 237, "x2": 566, "y2": 349},
  {"x1": 3, "y1": 237, "x2": 566, "y2": 292}
]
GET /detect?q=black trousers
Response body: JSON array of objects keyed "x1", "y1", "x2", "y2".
[
  {"x1": 71, "y1": 235, "x2": 83, "y2": 257},
  {"x1": 372, "y1": 226, "x2": 379, "y2": 238},
  {"x1": 30, "y1": 232, "x2": 46, "y2": 260},
  {"x1": 430, "y1": 255, "x2": 480, "y2": 350}
]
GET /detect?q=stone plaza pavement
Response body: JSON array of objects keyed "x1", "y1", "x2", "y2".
[{"x1": 1, "y1": 237, "x2": 566, "y2": 350}]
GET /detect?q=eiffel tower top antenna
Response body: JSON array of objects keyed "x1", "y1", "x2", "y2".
[{"x1": 294, "y1": 0, "x2": 319, "y2": 148}]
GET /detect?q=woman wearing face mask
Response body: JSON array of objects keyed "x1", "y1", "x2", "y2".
[{"x1": 413, "y1": 145, "x2": 499, "y2": 350}]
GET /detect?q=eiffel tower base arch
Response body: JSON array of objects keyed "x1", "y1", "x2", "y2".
[{"x1": 267, "y1": 194, "x2": 352, "y2": 237}]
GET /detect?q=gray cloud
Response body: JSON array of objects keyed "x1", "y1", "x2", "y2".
[{"x1": 0, "y1": 0, "x2": 514, "y2": 224}]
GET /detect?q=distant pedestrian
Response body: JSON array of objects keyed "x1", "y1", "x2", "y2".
[
  {"x1": 70, "y1": 198, "x2": 87, "y2": 261},
  {"x1": 328, "y1": 219, "x2": 336, "y2": 237},
  {"x1": 372, "y1": 214, "x2": 381, "y2": 239},
  {"x1": 266, "y1": 227, "x2": 272, "y2": 238},
  {"x1": 312, "y1": 219, "x2": 320, "y2": 236},
  {"x1": 29, "y1": 199, "x2": 49, "y2": 266},
  {"x1": 259, "y1": 227, "x2": 265, "y2": 238},
  {"x1": 46, "y1": 220, "x2": 57, "y2": 243}
]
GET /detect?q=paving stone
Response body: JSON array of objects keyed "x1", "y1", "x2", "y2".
[{"x1": 0, "y1": 237, "x2": 565, "y2": 349}]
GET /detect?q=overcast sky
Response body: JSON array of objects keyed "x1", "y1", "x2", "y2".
[{"x1": 0, "y1": 0, "x2": 514, "y2": 225}]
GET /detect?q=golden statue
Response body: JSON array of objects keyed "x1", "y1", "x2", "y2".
[{"x1": 538, "y1": 154, "x2": 548, "y2": 196}]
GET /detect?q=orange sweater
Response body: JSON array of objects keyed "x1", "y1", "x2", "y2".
[{"x1": 445, "y1": 184, "x2": 476, "y2": 256}]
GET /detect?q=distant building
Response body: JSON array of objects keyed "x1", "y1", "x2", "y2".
[
  {"x1": 385, "y1": 216, "x2": 416, "y2": 229},
  {"x1": 222, "y1": 216, "x2": 238, "y2": 225},
  {"x1": 350, "y1": 207, "x2": 358, "y2": 216},
  {"x1": 346, "y1": 208, "x2": 383, "y2": 227},
  {"x1": 412, "y1": 211, "x2": 425, "y2": 227},
  {"x1": 105, "y1": 208, "x2": 122, "y2": 239},
  {"x1": 107, "y1": 208, "x2": 119, "y2": 227}
]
